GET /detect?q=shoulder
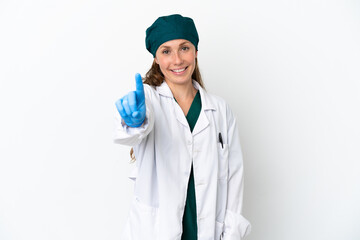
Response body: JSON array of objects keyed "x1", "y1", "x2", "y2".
[
  {"x1": 206, "y1": 92, "x2": 228, "y2": 107},
  {"x1": 203, "y1": 91, "x2": 233, "y2": 113},
  {"x1": 202, "y1": 90, "x2": 237, "y2": 125},
  {"x1": 143, "y1": 83, "x2": 157, "y2": 99},
  {"x1": 143, "y1": 83, "x2": 155, "y2": 93}
]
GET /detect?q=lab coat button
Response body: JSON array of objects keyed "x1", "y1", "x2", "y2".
[{"x1": 187, "y1": 140, "x2": 192, "y2": 145}]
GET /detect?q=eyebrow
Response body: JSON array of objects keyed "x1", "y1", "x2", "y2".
[{"x1": 159, "y1": 41, "x2": 190, "y2": 49}]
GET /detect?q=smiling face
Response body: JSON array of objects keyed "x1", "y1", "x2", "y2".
[{"x1": 155, "y1": 39, "x2": 197, "y2": 87}]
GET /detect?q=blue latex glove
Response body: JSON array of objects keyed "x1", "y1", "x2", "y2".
[{"x1": 115, "y1": 73, "x2": 146, "y2": 127}]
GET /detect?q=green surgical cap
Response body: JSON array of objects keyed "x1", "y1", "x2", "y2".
[{"x1": 145, "y1": 14, "x2": 199, "y2": 57}]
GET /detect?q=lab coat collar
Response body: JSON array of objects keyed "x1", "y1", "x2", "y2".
[{"x1": 156, "y1": 80, "x2": 216, "y2": 111}]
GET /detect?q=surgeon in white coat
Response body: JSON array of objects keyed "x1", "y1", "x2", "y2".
[{"x1": 114, "y1": 14, "x2": 251, "y2": 240}]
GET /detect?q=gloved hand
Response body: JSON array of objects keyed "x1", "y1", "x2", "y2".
[{"x1": 115, "y1": 73, "x2": 146, "y2": 127}]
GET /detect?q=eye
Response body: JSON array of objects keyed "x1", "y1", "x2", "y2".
[
  {"x1": 162, "y1": 49, "x2": 170, "y2": 54},
  {"x1": 181, "y1": 46, "x2": 189, "y2": 51}
]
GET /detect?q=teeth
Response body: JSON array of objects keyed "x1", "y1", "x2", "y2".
[{"x1": 172, "y1": 68, "x2": 186, "y2": 73}]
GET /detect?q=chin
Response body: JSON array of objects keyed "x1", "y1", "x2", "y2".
[{"x1": 170, "y1": 77, "x2": 192, "y2": 85}]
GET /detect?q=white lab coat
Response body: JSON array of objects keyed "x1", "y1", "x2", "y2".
[{"x1": 114, "y1": 80, "x2": 251, "y2": 240}]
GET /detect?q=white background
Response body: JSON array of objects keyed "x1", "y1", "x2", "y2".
[{"x1": 0, "y1": 0, "x2": 359, "y2": 239}]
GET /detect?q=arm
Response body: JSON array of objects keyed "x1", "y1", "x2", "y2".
[{"x1": 223, "y1": 104, "x2": 251, "y2": 240}]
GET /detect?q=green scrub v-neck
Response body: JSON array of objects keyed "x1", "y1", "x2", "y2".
[{"x1": 175, "y1": 90, "x2": 201, "y2": 240}]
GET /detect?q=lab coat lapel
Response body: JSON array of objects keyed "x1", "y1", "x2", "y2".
[
  {"x1": 192, "y1": 81, "x2": 216, "y2": 136},
  {"x1": 192, "y1": 108, "x2": 209, "y2": 136},
  {"x1": 174, "y1": 102, "x2": 189, "y2": 127},
  {"x1": 156, "y1": 81, "x2": 189, "y2": 128}
]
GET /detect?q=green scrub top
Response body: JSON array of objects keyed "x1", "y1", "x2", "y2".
[{"x1": 176, "y1": 90, "x2": 201, "y2": 240}]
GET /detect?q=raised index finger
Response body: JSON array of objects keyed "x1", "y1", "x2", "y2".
[{"x1": 135, "y1": 73, "x2": 144, "y2": 96}]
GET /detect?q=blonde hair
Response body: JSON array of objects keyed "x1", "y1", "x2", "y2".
[{"x1": 130, "y1": 58, "x2": 204, "y2": 162}]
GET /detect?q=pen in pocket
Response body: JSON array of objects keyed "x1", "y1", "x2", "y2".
[{"x1": 218, "y1": 132, "x2": 223, "y2": 149}]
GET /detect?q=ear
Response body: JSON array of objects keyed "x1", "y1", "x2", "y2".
[
  {"x1": 195, "y1": 50, "x2": 198, "y2": 58},
  {"x1": 154, "y1": 57, "x2": 159, "y2": 64}
]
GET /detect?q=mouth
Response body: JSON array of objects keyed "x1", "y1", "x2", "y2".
[{"x1": 171, "y1": 66, "x2": 188, "y2": 74}]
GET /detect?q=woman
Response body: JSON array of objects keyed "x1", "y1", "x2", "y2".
[{"x1": 114, "y1": 14, "x2": 251, "y2": 240}]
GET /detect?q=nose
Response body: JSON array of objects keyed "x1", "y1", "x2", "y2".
[{"x1": 173, "y1": 51, "x2": 183, "y2": 65}]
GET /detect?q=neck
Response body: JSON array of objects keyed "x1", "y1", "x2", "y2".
[{"x1": 165, "y1": 79, "x2": 197, "y2": 102}]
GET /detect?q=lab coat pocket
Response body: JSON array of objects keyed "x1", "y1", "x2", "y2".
[
  {"x1": 127, "y1": 197, "x2": 159, "y2": 239},
  {"x1": 217, "y1": 143, "x2": 229, "y2": 180},
  {"x1": 215, "y1": 221, "x2": 224, "y2": 240}
]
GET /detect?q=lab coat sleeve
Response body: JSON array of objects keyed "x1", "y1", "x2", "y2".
[
  {"x1": 113, "y1": 86, "x2": 154, "y2": 147},
  {"x1": 222, "y1": 104, "x2": 251, "y2": 240}
]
